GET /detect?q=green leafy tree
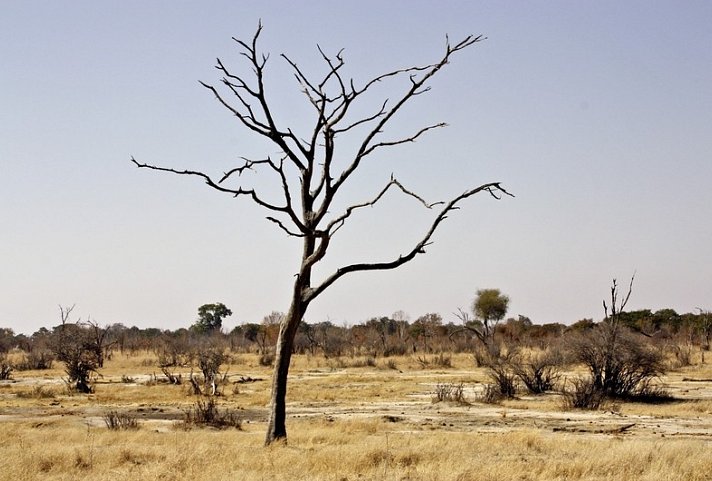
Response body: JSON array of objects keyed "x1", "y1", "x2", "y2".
[
  {"x1": 192, "y1": 303, "x2": 232, "y2": 334},
  {"x1": 472, "y1": 288, "x2": 510, "y2": 341}
]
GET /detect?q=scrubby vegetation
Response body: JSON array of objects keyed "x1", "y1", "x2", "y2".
[{"x1": 1, "y1": 291, "x2": 711, "y2": 479}]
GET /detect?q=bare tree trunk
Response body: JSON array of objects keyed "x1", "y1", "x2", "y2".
[
  {"x1": 265, "y1": 237, "x2": 314, "y2": 445},
  {"x1": 264, "y1": 290, "x2": 308, "y2": 444}
]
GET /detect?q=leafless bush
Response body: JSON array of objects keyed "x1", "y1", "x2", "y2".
[
  {"x1": 432, "y1": 382, "x2": 467, "y2": 404},
  {"x1": 183, "y1": 398, "x2": 242, "y2": 429},
  {"x1": 476, "y1": 348, "x2": 518, "y2": 399},
  {"x1": 195, "y1": 349, "x2": 229, "y2": 395},
  {"x1": 103, "y1": 411, "x2": 139, "y2": 430},
  {"x1": 348, "y1": 356, "x2": 377, "y2": 368},
  {"x1": 0, "y1": 356, "x2": 12, "y2": 380},
  {"x1": 628, "y1": 379, "x2": 675, "y2": 404},
  {"x1": 487, "y1": 362, "x2": 518, "y2": 399},
  {"x1": 570, "y1": 323, "x2": 665, "y2": 399},
  {"x1": 477, "y1": 383, "x2": 504, "y2": 404},
  {"x1": 510, "y1": 350, "x2": 562, "y2": 394},
  {"x1": 417, "y1": 353, "x2": 452, "y2": 369},
  {"x1": 562, "y1": 377, "x2": 606, "y2": 410},
  {"x1": 384, "y1": 359, "x2": 398, "y2": 370}
]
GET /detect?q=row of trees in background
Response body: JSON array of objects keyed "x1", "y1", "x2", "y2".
[{"x1": 2, "y1": 297, "x2": 710, "y2": 370}]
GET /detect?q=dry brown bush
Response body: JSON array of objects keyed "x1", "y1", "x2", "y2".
[
  {"x1": 103, "y1": 411, "x2": 139, "y2": 430},
  {"x1": 568, "y1": 323, "x2": 665, "y2": 399},
  {"x1": 182, "y1": 398, "x2": 243, "y2": 430},
  {"x1": 432, "y1": 382, "x2": 467, "y2": 404},
  {"x1": 510, "y1": 349, "x2": 562, "y2": 394}
]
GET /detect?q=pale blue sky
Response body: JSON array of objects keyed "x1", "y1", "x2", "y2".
[{"x1": 2, "y1": 1, "x2": 711, "y2": 334}]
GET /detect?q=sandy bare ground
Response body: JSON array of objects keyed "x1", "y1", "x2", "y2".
[{"x1": 1, "y1": 365, "x2": 711, "y2": 442}]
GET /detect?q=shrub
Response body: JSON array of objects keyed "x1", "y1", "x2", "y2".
[
  {"x1": 348, "y1": 356, "x2": 377, "y2": 368},
  {"x1": 476, "y1": 347, "x2": 518, "y2": 399},
  {"x1": 0, "y1": 356, "x2": 12, "y2": 380},
  {"x1": 487, "y1": 362, "x2": 518, "y2": 399},
  {"x1": 183, "y1": 398, "x2": 242, "y2": 429},
  {"x1": 432, "y1": 382, "x2": 467, "y2": 404},
  {"x1": 477, "y1": 383, "x2": 504, "y2": 404},
  {"x1": 562, "y1": 376, "x2": 606, "y2": 410},
  {"x1": 569, "y1": 322, "x2": 665, "y2": 399},
  {"x1": 103, "y1": 411, "x2": 139, "y2": 430},
  {"x1": 628, "y1": 380, "x2": 675, "y2": 404},
  {"x1": 384, "y1": 359, "x2": 398, "y2": 370},
  {"x1": 51, "y1": 322, "x2": 101, "y2": 393},
  {"x1": 511, "y1": 350, "x2": 562, "y2": 394},
  {"x1": 417, "y1": 353, "x2": 452, "y2": 369}
]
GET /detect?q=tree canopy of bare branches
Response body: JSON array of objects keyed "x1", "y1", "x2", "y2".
[{"x1": 132, "y1": 23, "x2": 511, "y2": 444}]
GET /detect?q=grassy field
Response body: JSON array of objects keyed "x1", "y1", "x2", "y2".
[{"x1": 1, "y1": 352, "x2": 711, "y2": 480}]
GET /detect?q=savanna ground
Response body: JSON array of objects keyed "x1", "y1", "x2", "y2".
[{"x1": 1, "y1": 351, "x2": 711, "y2": 480}]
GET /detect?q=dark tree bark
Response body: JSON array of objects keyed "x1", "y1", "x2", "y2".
[{"x1": 131, "y1": 22, "x2": 512, "y2": 445}]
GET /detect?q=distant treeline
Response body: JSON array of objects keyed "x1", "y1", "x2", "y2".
[{"x1": 2, "y1": 307, "x2": 710, "y2": 360}]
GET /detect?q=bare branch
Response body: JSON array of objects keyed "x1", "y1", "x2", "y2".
[
  {"x1": 205, "y1": 24, "x2": 309, "y2": 172},
  {"x1": 266, "y1": 217, "x2": 305, "y2": 238},
  {"x1": 130, "y1": 157, "x2": 308, "y2": 235},
  {"x1": 200, "y1": 81, "x2": 272, "y2": 137},
  {"x1": 603, "y1": 273, "x2": 636, "y2": 321},
  {"x1": 362, "y1": 123, "x2": 447, "y2": 157},
  {"x1": 219, "y1": 157, "x2": 275, "y2": 184},
  {"x1": 449, "y1": 308, "x2": 487, "y2": 345},
  {"x1": 329, "y1": 35, "x2": 485, "y2": 201},
  {"x1": 332, "y1": 99, "x2": 388, "y2": 135},
  {"x1": 59, "y1": 304, "x2": 76, "y2": 325},
  {"x1": 326, "y1": 176, "x2": 443, "y2": 236},
  {"x1": 307, "y1": 182, "x2": 512, "y2": 302}
]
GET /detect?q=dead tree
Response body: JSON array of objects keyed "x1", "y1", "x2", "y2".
[{"x1": 132, "y1": 23, "x2": 511, "y2": 445}]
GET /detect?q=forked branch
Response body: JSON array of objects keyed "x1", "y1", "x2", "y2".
[
  {"x1": 603, "y1": 273, "x2": 636, "y2": 320},
  {"x1": 130, "y1": 157, "x2": 307, "y2": 235},
  {"x1": 327, "y1": 176, "x2": 444, "y2": 237},
  {"x1": 306, "y1": 182, "x2": 512, "y2": 302}
]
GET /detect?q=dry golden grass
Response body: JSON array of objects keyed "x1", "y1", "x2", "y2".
[
  {"x1": 1, "y1": 417, "x2": 710, "y2": 481},
  {"x1": 1, "y1": 351, "x2": 711, "y2": 480}
]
